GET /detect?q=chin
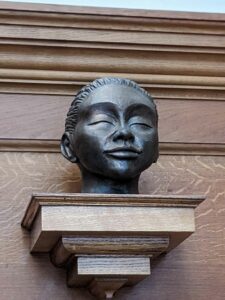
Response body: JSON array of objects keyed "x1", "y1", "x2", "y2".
[
  {"x1": 102, "y1": 166, "x2": 141, "y2": 181},
  {"x1": 105, "y1": 159, "x2": 152, "y2": 180}
]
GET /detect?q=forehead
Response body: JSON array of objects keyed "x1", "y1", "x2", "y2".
[{"x1": 79, "y1": 84, "x2": 154, "y2": 111}]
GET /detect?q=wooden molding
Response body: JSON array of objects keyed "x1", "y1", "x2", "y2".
[
  {"x1": 2, "y1": 70, "x2": 225, "y2": 92},
  {"x1": 0, "y1": 139, "x2": 60, "y2": 153},
  {"x1": 0, "y1": 2, "x2": 224, "y2": 98},
  {"x1": 1, "y1": 139, "x2": 225, "y2": 156},
  {"x1": 0, "y1": 1, "x2": 224, "y2": 22},
  {"x1": 0, "y1": 2, "x2": 224, "y2": 34},
  {"x1": 159, "y1": 142, "x2": 225, "y2": 156},
  {"x1": 1, "y1": 75, "x2": 225, "y2": 101}
]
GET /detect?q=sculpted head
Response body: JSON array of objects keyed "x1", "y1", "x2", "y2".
[{"x1": 61, "y1": 77, "x2": 159, "y2": 194}]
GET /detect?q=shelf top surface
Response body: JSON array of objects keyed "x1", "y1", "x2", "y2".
[{"x1": 21, "y1": 192, "x2": 205, "y2": 230}]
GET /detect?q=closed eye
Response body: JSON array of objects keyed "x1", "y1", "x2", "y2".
[
  {"x1": 130, "y1": 123, "x2": 152, "y2": 128},
  {"x1": 88, "y1": 120, "x2": 114, "y2": 125}
]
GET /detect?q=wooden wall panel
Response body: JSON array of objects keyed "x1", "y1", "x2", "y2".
[
  {"x1": 0, "y1": 2, "x2": 224, "y2": 300},
  {"x1": 0, "y1": 152, "x2": 224, "y2": 299},
  {"x1": 1, "y1": 94, "x2": 225, "y2": 144}
]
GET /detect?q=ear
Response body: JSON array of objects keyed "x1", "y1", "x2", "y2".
[{"x1": 60, "y1": 132, "x2": 78, "y2": 163}]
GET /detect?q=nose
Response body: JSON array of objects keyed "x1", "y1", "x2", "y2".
[{"x1": 112, "y1": 126, "x2": 134, "y2": 142}]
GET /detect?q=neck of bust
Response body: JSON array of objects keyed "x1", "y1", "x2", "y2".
[{"x1": 80, "y1": 169, "x2": 140, "y2": 194}]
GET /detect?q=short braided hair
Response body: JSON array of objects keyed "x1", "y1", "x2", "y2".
[{"x1": 65, "y1": 77, "x2": 157, "y2": 134}]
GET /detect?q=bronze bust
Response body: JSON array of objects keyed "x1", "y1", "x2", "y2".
[{"x1": 61, "y1": 77, "x2": 159, "y2": 194}]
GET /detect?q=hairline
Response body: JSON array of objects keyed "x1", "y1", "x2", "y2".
[
  {"x1": 86, "y1": 82, "x2": 151, "y2": 101},
  {"x1": 64, "y1": 77, "x2": 157, "y2": 134}
]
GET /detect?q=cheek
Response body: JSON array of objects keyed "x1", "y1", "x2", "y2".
[
  {"x1": 74, "y1": 131, "x2": 103, "y2": 157},
  {"x1": 88, "y1": 126, "x2": 115, "y2": 144},
  {"x1": 135, "y1": 130, "x2": 158, "y2": 146},
  {"x1": 76, "y1": 125, "x2": 115, "y2": 149},
  {"x1": 138, "y1": 131, "x2": 158, "y2": 159}
]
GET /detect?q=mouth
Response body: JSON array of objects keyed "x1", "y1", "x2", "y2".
[{"x1": 104, "y1": 147, "x2": 142, "y2": 159}]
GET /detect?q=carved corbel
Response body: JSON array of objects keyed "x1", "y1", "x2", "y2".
[{"x1": 22, "y1": 193, "x2": 204, "y2": 299}]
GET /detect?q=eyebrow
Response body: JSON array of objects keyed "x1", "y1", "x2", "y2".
[
  {"x1": 84, "y1": 102, "x2": 119, "y2": 117},
  {"x1": 125, "y1": 103, "x2": 156, "y2": 121}
]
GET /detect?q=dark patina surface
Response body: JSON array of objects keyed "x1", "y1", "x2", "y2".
[{"x1": 61, "y1": 77, "x2": 158, "y2": 194}]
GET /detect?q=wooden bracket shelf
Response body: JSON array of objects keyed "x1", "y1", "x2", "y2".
[{"x1": 21, "y1": 193, "x2": 204, "y2": 299}]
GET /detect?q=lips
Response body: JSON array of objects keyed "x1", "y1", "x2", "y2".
[{"x1": 104, "y1": 147, "x2": 142, "y2": 159}]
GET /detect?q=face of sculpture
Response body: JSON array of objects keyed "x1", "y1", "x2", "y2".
[{"x1": 63, "y1": 84, "x2": 158, "y2": 181}]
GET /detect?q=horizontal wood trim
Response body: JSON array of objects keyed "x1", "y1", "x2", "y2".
[
  {"x1": 1, "y1": 81, "x2": 225, "y2": 101},
  {"x1": 0, "y1": 43, "x2": 224, "y2": 97},
  {"x1": 1, "y1": 12, "x2": 225, "y2": 36},
  {"x1": 2, "y1": 69, "x2": 225, "y2": 89},
  {"x1": 0, "y1": 139, "x2": 225, "y2": 156},
  {"x1": 1, "y1": 25, "x2": 225, "y2": 48},
  {"x1": 159, "y1": 143, "x2": 225, "y2": 156},
  {"x1": 0, "y1": 1, "x2": 225, "y2": 22},
  {"x1": 0, "y1": 3, "x2": 224, "y2": 101},
  {"x1": 0, "y1": 45, "x2": 224, "y2": 76},
  {"x1": 0, "y1": 139, "x2": 60, "y2": 153},
  {"x1": 1, "y1": 70, "x2": 225, "y2": 100},
  {"x1": 2, "y1": 39, "x2": 225, "y2": 55}
]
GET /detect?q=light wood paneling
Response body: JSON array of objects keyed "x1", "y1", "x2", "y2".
[
  {"x1": 0, "y1": 152, "x2": 224, "y2": 299},
  {"x1": 0, "y1": 2, "x2": 224, "y2": 299}
]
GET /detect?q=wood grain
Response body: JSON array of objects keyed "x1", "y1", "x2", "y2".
[
  {"x1": 22, "y1": 193, "x2": 200, "y2": 253},
  {"x1": 0, "y1": 3, "x2": 224, "y2": 299},
  {"x1": 0, "y1": 152, "x2": 224, "y2": 299},
  {"x1": 77, "y1": 256, "x2": 150, "y2": 276},
  {"x1": 51, "y1": 236, "x2": 169, "y2": 266},
  {"x1": 68, "y1": 256, "x2": 150, "y2": 291},
  {"x1": 30, "y1": 206, "x2": 195, "y2": 253},
  {"x1": 22, "y1": 192, "x2": 203, "y2": 230}
]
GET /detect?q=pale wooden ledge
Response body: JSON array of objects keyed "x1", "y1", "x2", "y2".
[
  {"x1": 22, "y1": 192, "x2": 205, "y2": 231},
  {"x1": 21, "y1": 192, "x2": 204, "y2": 299}
]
